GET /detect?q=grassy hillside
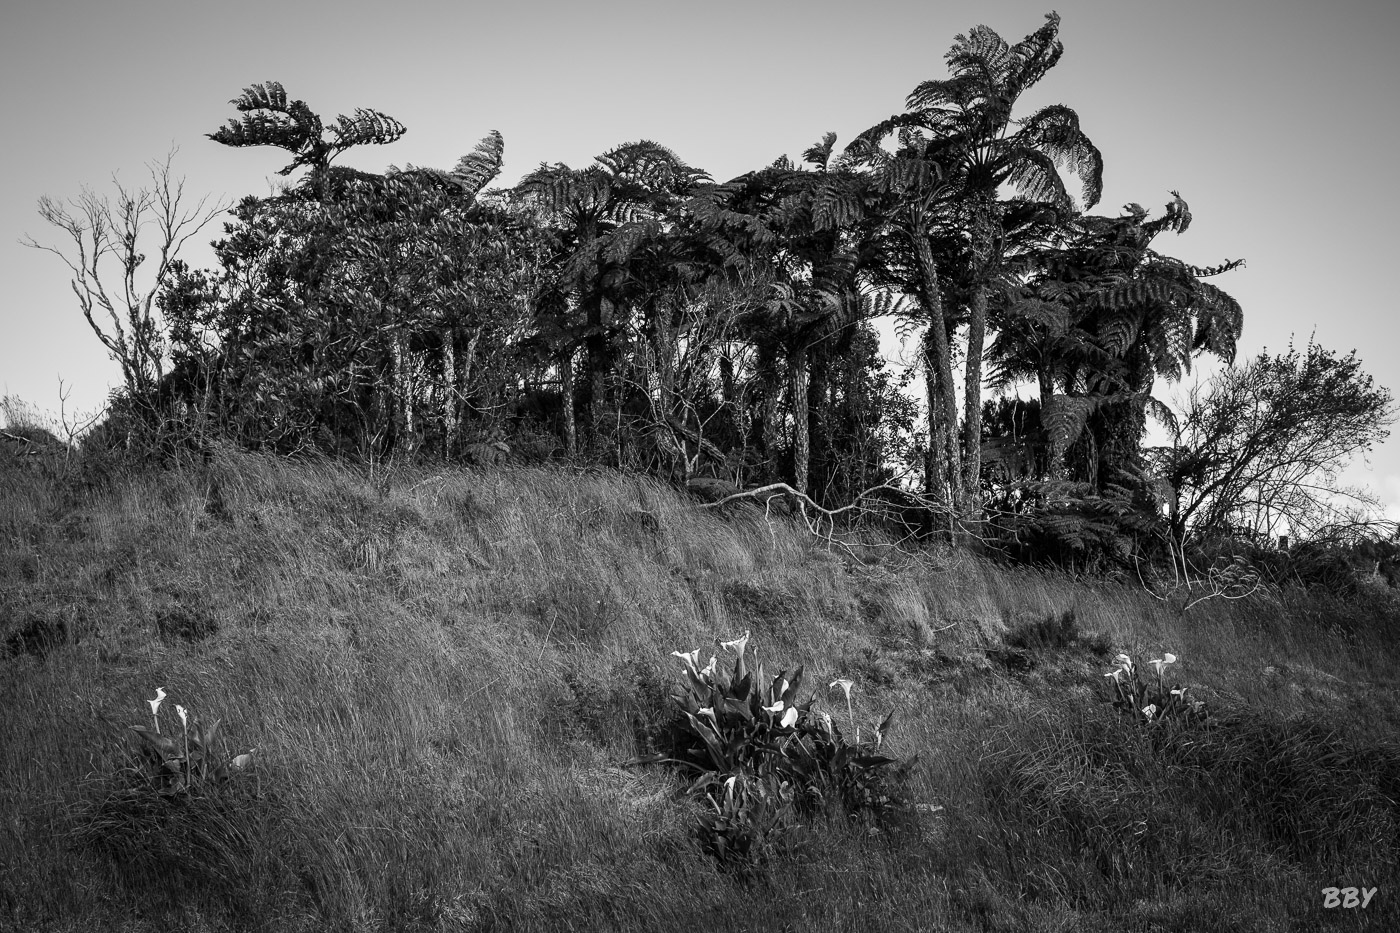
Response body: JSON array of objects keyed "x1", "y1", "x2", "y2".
[{"x1": 2, "y1": 447, "x2": 1398, "y2": 932}]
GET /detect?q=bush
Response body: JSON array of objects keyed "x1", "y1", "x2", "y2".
[
  {"x1": 66, "y1": 688, "x2": 271, "y2": 916},
  {"x1": 630, "y1": 632, "x2": 915, "y2": 866},
  {"x1": 1101, "y1": 651, "x2": 1205, "y2": 725},
  {"x1": 1003, "y1": 608, "x2": 1111, "y2": 655},
  {"x1": 977, "y1": 701, "x2": 1400, "y2": 907}
]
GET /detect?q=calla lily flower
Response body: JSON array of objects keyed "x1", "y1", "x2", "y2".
[
  {"x1": 1150, "y1": 653, "x2": 1177, "y2": 676},
  {"x1": 699, "y1": 655, "x2": 718, "y2": 680},
  {"x1": 816, "y1": 711, "x2": 834, "y2": 734},
  {"x1": 1115, "y1": 654, "x2": 1134, "y2": 672},
  {"x1": 1141, "y1": 704, "x2": 1158, "y2": 720},
  {"x1": 831, "y1": 678, "x2": 858, "y2": 742},
  {"x1": 720, "y1": 631, "x2": 750, "y2": 656},
  {"x1": 780, "y1": 707, "x2": 799, "y2": 729},
  {"x1": 671, "y1": 649, "x2": 700, "y2": 674},
  {"x1": 148, "y1": 687, "x2": 167, "y2": 732},
  {"x1": 176, "y1": 704, "x2": 189, "y2": 728},
  {"x1": 764, "y1": 700, "x2": 785, "y2": 714},
  {"x1": 1105, "y1": 669, "x2": 1124, "y2": 683}
]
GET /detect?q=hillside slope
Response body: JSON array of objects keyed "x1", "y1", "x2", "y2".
[{"x1": 2, "y1": 448, "x2": 1398, "y2": 932}]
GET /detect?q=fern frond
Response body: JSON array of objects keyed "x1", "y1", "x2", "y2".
[
  {"x1": 1186, "y1": 257, "x2": 1245, "y2": 278},
  {"x1": 1014, "y1": 104, "x2": 1104, "y2": 209},
  {"x1": 809, "y1": 177, "x2": 862, "y2": 230},
  {"x1": 803, "y1": 132, "x2": 838, "y2": 170},
  {"x1": 330, "y1": 109, "x2": 407, "y2": 149},
  {"x1": 1042, "y1": 393, "x2": 1098, "y2": 456},
  {"x1": 451, "y1": 130, "x2": 505, "y2": 199},
  {"x1": 228, "y1": 81, "x2": 289, "y2": 113},
  {"x1": 1098, "y1": 310, "x2": 1142, "y2": 358},
  {"x1": 1003, "y1": 147, "x2": 1073, "y2": 211},
  {"x1": 601, "y1": 219, "x2": 662, "y2": 264}
]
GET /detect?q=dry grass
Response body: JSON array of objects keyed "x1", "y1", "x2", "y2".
[{"x1": 2, "y1": 444, "x2": 1398, "y2": 931}]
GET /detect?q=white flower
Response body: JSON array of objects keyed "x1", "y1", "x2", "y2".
[
  {"x1": 1115, "y1": 654, "x2": 1134, "y2": 672},
  {"x1": 176, "y1": 704, "x2": 189, "y2": 729},
  {"x1": 780, "y1": 707, "x2": 799, "y2": 729},
  {"x1": 1104, "y1": 669, "x2": 1124, "y2": 683},
  {"x1": 147, "y1": 687, "x2": 167, "y2": 731},
  {"x1": 719, "y1": 631, "x2": 750, "y2": 656},
  {"x1": 1150, "y1": 653, "x2": 1177, "y2": 676},
  {"x1": 817, "y1": 711, "x2": 834, "y2": 734},
  {"x1": 671, "y1": 649, "x2": 700, "y2": 674},
  {"x1": 1141, "y1": 704, "x2": 1158, "y2": 720},
  {"x1": 829, "y1": 679, "x2": 854, "y2": 701},
  {"x1": 699, "y1": 655, "x2": 718, "y2": 680},
  {"x1": 764, "y1": 700, "x2": 785, "y2": 714}
]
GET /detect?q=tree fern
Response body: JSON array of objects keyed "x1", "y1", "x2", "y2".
[{"x1": 209, "y1": 82, "x2": 405, "y2": 192}]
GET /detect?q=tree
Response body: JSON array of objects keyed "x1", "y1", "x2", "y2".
[
  {"x1": 850, "y1": 12, "x2": 1102, "y2": 511},
  {"x1": 209, "y1": 81, "x2": 405, "y2": 201},
  {"x1": 514, "y1": 142, "x2": 708, "y2": 451},
  {"x1": 24, "y1": 152, "x2": 226, "y2": 416},
  {"x1": 1151, "y1": 341, "x2": 1395, "y2": 545},
  {"x1": 989, "y1": 194, "x2": 1242, "y2": 494},
  {"x1": 168, "y1": 114, "x2": 541, "y2": 456}
]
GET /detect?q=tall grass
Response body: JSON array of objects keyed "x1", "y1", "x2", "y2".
[{"x1": 2, "y1": 444, "x2": 1397, "y2": 931}]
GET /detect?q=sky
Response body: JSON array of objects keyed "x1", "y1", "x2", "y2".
[{"x1": 3, "y1": 0, "x2": 1398, "y2": 514}]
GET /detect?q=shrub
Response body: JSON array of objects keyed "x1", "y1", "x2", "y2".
[
  {"x1": 66, "y1": 688, "x2": 272, "y2": 916},
  {"x1": 1003, "y1": 608, "x2": 1111, "y2": 655},
  {"x1": 630, "y1": 632, "x2": 914, "y2": 865},
  {"x1": 1101, "y1": 652, "x2": 1205, "y2": 725}
]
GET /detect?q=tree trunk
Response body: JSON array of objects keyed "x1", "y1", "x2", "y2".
[
  {"x1": 720, "y1": 352, "x2": 747, "y2": 483},
  {"x1": 560, "y1": 348, "x2": 577, "y2": 456},
  {"x1": 441, "y1": 331, "x2": 457, "y2": 456},
  {"x1": 390, "y1": 334, "x2": 412, "y2": 452},
  {"x1": 961, "y1": 283, "x2": 988, "y2": 508},
  {"x1": 789, "y1": 346, "x2": 810, "y2": 495},
  {"x1": 915, "y1": 233, "x2": 959, "y2": 509}
]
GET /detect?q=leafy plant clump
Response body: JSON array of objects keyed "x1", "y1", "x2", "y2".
[
  {"x1": 66, "y1": 688, "x2": 270, "y2": 913},
  {"x1": 630, "y1": 632, "x2": 915, "y2": 865},
  {"x1": 1003, "y1": 608, "x2": 1111, "y2": 655},
  {"x1": 125, "y1": 686, "x2": 255, "y2": 794},
  {"x1": 1102, "y1": 652, "x2": 1205, "y2": 724}
]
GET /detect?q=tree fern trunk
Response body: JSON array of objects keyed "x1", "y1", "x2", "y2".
[
  {"x1": 915, "y1": 232, "x2": 960, "y2": 510},
  {"x1": 441, "y1": 331, "x2": 457, "y2": 456},
  {"x1": 560, "y1": 348, "x2": 577, "y2": 456},
  {"x1": 962, "y1": 283, "x2": 987, "y2": 509},
  {"x1": 789, "y1": 346, "x2": 810, "y2": 495}
]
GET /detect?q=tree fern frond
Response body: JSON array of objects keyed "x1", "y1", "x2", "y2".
[
  {"x1": 803, "y1": 132, "x2": 837, "y2": 170},
  {"x1": 330, "y1": 109, "x2": 407, "y2": 149},
  {"x1": 809, "y1": 177, "x2": 862, "y2": 230},
  {"x1": 209, "y1": 113, "x2": 307, "y2": 152},
  {"x1": 1042, "y1": 393, "x2": 1098, "y2": 456},
  {"x1": 451, "y1": 130, "x2": 505, "y2": 199},
  {"x1": 601, "y1": 218, "x2": 662, "y2": 264},
  {"x1": 1186, "y1": 257, "x2": 1245, "y2": 278},
  {"x1": 1003, "y1": 147, "x2": 1073, "y2": 210},
  {"x1": 1003, "y1": 13, "x2": 1064, "y2": 100},
  {"x1": 228, "y1": 81, "x2": 290, "y2": 113},
  {"x1": 1015, "y1": 104, "x2": 1103, "y2": 209},
  {"x1": 1098, "y1": 310, "x2": 1142, "y2": 358}
]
